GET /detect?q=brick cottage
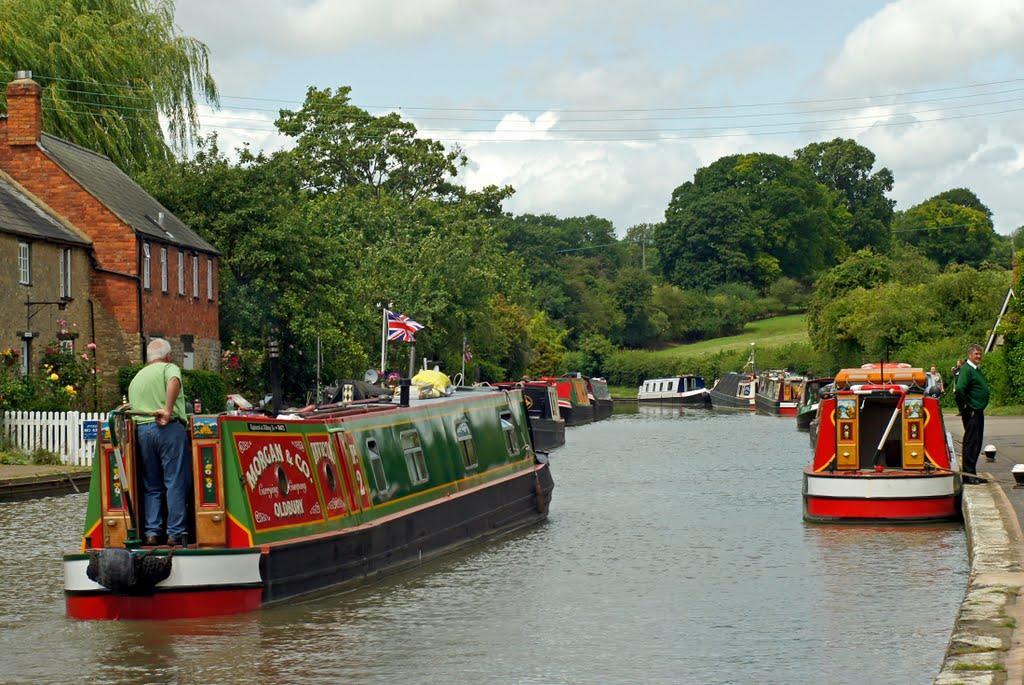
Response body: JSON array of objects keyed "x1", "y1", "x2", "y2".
[{"x1": 0, "y1": 71, "x2": 220, "y2": 401}]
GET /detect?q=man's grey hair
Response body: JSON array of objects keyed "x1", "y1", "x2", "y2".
[
  {"x1": 967, "y1": 343, "x2": 983, "y2": 355},
  {"x1": 147, "y1": 338, "x2": 172, "y2": 362}
]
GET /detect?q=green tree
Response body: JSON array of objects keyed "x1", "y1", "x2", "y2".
[
  {"x1": 894, "y1": 198, "x2": 994, "y2": 267},
  {"x1": 794, "y1": 138, "x2": 895, "y2": 250},
  {"x1": 0, "y1": 0, "x2": 217, "y2": 172},
  {"x1": 275, "y1": 85, "x2": 466, "y2": 200},
  {"x1": 658, "y1": 153, "x2": 849, "y2": 289}
]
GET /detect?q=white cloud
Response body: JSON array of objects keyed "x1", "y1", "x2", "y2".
[{"x1": 823, "y1": 0, "x2": 1024, "y2": 91}]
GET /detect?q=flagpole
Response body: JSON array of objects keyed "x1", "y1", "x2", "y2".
[
  {"x1": 379, "y1": 303, "x2": 389, "y2": 372},
  {"x1": 461, "y1": 334, "x2": 466, "y2": 381}
]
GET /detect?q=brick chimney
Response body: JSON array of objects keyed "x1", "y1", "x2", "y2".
[{"x1": 6, "y1": 70, "x2": 42, "y2": 146}]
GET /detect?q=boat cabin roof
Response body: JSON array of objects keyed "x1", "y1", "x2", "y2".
[{"x1": 834, "y1": 363, "x2": 926, "y2": 388}]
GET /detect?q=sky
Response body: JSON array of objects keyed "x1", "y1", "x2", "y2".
[{"x1": 172, "y1": 0, "x2": 1024, "y2": 234}]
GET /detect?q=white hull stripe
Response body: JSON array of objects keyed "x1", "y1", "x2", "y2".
[
  {"x1": 638, "y1": 389, "x2": 708, "y2": 401},
  {"x1": 65, "y1": 551, "x2": 263, "y2": 592},
  {"x1": 805, "y1": 474, "x2": 955, "y2": 499}
]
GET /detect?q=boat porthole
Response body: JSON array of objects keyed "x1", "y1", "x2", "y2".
[
  {"x1": 277, "y1": 465, "x2": 290, "y2": 496},
  {"x1": 325, "y1": 462, "x2": 337, "y2": 492}
]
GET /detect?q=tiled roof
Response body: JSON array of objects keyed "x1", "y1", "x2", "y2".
[
  {"x1": 39, "y1": 133, "x2": 218, "y2": 254},
  {"x1": 0, "y1": 174, "x2": 89, "y2": 246}
]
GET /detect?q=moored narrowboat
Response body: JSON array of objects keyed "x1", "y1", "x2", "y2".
[
  {"x1": 542, "y1": 376, "x2": 594, "y2": 427},
  {"x1": 497, "y1": 381, "x2": 566, "y2": 451},
  {"x1": 64, "y1": 388, "x2": 553, "y2": 620},
  {"x1": 637, "y1": 375, "x2": 710, "y2": 405},
  {"x1": 795, "y1": 377, "x2": 833, "y2": 431},
  {"x1": 803, "y1": 363, "x2": 960, "y2": 523},
  {"x1": 755, "y1": 370, "x2": 805, "y2": 416},
  {"x1": 708, "y1": 372, "x2": 756, "y2": 411},
  {"x1": 587, "y1": 377, "x2": 614, "y2": 420}
]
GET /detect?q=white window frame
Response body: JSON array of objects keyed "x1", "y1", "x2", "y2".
[
  {"x1": 142, "y1": 242, "x2": 151, "y2": 289},
  {"x1": 499, "y1": 411, "x2": 518, "y2": 456},
  {"x1": 400, "y1": 429, "x2": 429, "y2": 484},
  {"x1": 20, "y1": 339, "x2": 29, "y2": 376},
  {"x1": 59, "y1": 338, "x2": 74, "y2": 354},
  {"x1": 160, "y1": 246, "x2": 168, "y2": 292},
  {"x1": 18, "y1": 241, "x2": 30, "y2": 285},
  {"x1": 59, "y1": 247, "x2": 71, "y2": 298},
  {"x1": 455, "y1": 420, "x2": 477, "y2": 469},
  {"x1": 365, "y1": 438, "x2": 389, "y2": 497},
  {"x1": 192, "y1": 254, "x2": 199, "y2": 297},
  {"x1": 178, "y1": 248, "x2": 185, "y2": 295},
  {"x1": 206, "y1": 257, "x2": 213, "y2": 300}
]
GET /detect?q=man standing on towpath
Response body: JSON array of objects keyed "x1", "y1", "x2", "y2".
[
  {"x1": 128, "y1": 338, "x2": 191, "y2": 545},
  {"x1": 955, "y1": 343, "x2": 990, "y2": 476}
]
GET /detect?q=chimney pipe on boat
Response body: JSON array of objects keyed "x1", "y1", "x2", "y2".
[{"x1": 399, "y1": 378, "x2": 410, "y2": 407}]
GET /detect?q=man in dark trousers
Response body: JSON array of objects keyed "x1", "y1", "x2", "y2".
[
  {"x1": 954, "y1": 344, "x2": 990, "y2": 476},
  {"x1": 128, "y1": 338, "x2": 191, "y2": 545}
]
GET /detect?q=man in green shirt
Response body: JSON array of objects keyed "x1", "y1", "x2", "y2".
[
  {"x1": 954, "y1": 343, "x2": 990, "y2": 476},
  {"x1": 128, "y1": 338, "x2": 191, "y2": 545}
]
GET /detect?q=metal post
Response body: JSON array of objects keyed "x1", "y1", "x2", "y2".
[
  {"x1": 461, "y1": 335, "x2": 466, "y2": 381},
  {"x1": 408, "y1": 343, "x2": 416, "y2": 379},
  {"x1": 379, "y1": 303, "x2": 387, "y2": 372},
  {"x1": 267, "y1": 335, "x2": 281, "y2": 415}
]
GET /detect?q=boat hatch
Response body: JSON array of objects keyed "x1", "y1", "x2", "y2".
[{"x1": 834, "y1": 392, "x2": 928, "y2": 470}]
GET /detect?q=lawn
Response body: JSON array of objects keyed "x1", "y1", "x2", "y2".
[{"x1": 649, "y1": 313, "x2": 808, "y2": 358}]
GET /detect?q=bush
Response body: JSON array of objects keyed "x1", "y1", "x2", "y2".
[{"x1": 116, "y1": 365, "x2": 226, "y2": 414}]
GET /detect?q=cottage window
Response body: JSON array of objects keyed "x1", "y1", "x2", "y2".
[
  {"x1": 192, "y1": 254, "x2": 199, "y2": 297},
  {"x1": 499, "y1": 412, "x2": 518, "y2": 456},
  {"x1": 364, "y1": 438, "x2": 389, "y2": 497},
  {"x1": 59, "y1": 248, "x2": 71, "y2": 299},
  {"x1": 59, "y1": 338, "x2": 74, "y2": 354},
  {"x1": 178, "y1": 248, "x2": 185, "y2": 295},
  {"x1": 400, "y1": 430, "x2": 429, "y2": 484},
  {"x1": 160, "y1": 246, "x2": 168, "y2": 292},
  {"x1": 142, "y1": 242, "x2": 151, "y2": 289},
  {"x1": 18, "y1": 241, "x2": 30, "y2": 285},
  {"x1": 207, "y1": 257, "x2": 214, "y2": 300},
  {"x1": 455, "y1": 420, "x2": 477, "y2": 469}
]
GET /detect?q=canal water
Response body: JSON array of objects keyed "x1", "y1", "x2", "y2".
[{"x1": 0, "y1": 408, "x2": 966, "y2": 684}]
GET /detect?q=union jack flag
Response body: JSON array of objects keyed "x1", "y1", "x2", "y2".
[{"x1": 387, "y1": 310, "x2": 424, "y2": 343}]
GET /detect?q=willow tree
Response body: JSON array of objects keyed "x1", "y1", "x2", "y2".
[{"x1": 0, "y1": 0, "x2": 217, "y2": 172}]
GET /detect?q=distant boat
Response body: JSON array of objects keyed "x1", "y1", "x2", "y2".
[
  {"x1": 755, "y1": 370, "x2": 805, "y2": 417},
  {"x1": 497, "y1": 380, "x2": 566, "y2": 451},
  {"x1": 708, "y1": 372, "x2": 756, "y2": 411},
  {"x1": 796, "y1": 377, "x2": 833, "y2": 431},
  {"x1": 541, "y1": 376, "x2": 594, "y2": 426},
  {"x1": 803, "y1": 363, "x2": 960, "y2": 523},
  {"x1": 587, "y1": 377, "x2": 614, "y2": 421},
  {"x1": 637, "y1": 375, "x2": 710, "y2": 405}
]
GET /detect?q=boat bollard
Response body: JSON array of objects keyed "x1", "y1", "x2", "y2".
[{"x1": 984, "y1": 444, "x2": 997, "y2": 462}]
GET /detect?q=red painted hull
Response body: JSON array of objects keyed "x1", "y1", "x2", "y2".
[
  {"x1": 803, "y1": 495, "x2": 958, "y2": 523},
  {"x1": 66, "y1": 587, "x2": 263, "y2": 621}
]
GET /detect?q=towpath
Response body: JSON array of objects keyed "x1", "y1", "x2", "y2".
[
  {"x1": 936, "y1": 415, "x2": 1024, "y2": 684},
  {"x1": 0, "y1": 463, "x2": 90, "y2": 501}
]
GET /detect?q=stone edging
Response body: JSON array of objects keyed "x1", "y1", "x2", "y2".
[{"x1": 935, "y1": 483, "x2": 1024, "y2": 684}]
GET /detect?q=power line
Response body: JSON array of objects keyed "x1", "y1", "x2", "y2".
[
  {"x1": 40, "y1": 101, "x2": 1024, "y2": 143},
  {"x1": 40, "y1": 94, "x2": 1024, "y2": 135},
  {"x1": 27, "y1": 72, "x2": 1024, "y2": 113},
  {"x1": 35, "y1": 82, "x2": 1024, "y2": 124}
]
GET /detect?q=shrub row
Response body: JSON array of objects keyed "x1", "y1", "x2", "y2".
[{"x1": 117, "y1": 365, "x2": 226, "y2": 415}]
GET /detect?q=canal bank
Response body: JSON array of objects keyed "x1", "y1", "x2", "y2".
[
  {"x1": 0, "y1": 464, "x2": 90, "y2": 501},
  {"x1": 936, "y1": 416, "x2": 1024, "y2": 684}
]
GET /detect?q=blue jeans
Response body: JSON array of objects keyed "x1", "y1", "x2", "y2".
[{"x1": 137, "y1": 421, "x2": 191, "y2": 539}]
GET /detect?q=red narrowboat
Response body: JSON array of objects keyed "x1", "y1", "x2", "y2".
[
  {"x1": 755, "y1": 370, "x2": 805, "y2": 417},
  {"x1": 803, "y1": 363, "x2": 961, "y2": 523}
]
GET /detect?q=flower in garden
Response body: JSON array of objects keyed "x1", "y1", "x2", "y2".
[
  {"x1": 86, "y1": 342, "x2": 96, "y2": 350},
  {"x1": 49, "y1": 372, "x2": 59, "y2": 382},
  {"x1": 81, "y1": 353, "x2": 89, "y2": 361},
  {"x1": 64, "y1": 385, "x2": 76, "y2": 396}
]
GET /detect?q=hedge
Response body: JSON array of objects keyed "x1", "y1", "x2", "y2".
[{"x1": 117, "y1": 365, "x2": 226, "y2": 415}]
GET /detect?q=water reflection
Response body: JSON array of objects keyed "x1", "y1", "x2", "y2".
[{"x1": 0, "y1": 412, "x2": 966, "y2": 684}]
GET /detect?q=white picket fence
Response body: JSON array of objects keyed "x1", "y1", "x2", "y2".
[{"x1": 1, "y1": 411, "x2": 108, "y2": 466}]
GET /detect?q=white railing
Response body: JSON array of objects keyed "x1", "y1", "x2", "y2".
[{"x1": 1, "y1": 410, "x2": 108, "y2": 466}]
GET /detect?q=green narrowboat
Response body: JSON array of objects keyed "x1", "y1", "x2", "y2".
[{"x1": 64, "y1": 388, "x2": 553, "y2": 620}]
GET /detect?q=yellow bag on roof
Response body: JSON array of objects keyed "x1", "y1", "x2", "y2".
[{"x1": 412, "y1": 369, "x2": 451, "y2": 397}]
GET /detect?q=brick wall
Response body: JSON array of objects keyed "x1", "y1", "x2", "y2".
[{"x1": 1, "y1": 78, "x2": 220, "y2": 375}]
